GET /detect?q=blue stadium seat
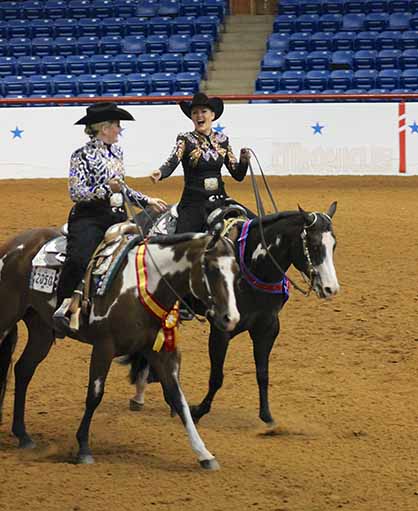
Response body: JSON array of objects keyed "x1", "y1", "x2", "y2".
[
  {"x1": 100, "y1": 36, "x2": 122, "y2": 55},
  {"x1": 101, "y1": 73, "x2": 126, "y2": 94},
  {"x1": 353, "y1": 49, "x2": 377, "y2": 69},
  {"x1": 375, "y1": 30, "x2": 401, "y2": 49},
  {"x1": 31, "y1": 37, "x2": 55, "y2": 57},
  {"x1": 289, "y1": 32, "x2": 311, "y2": 51},
  {"x1": 344, "y1": 0, "x2": 367, "y2": 13},
  {"x1": 78, "y1": 18, "x2": 103, "y2": 37},
  {"x1": 91, "y1": 0, "x2": 115, "y2": 18},
  {"x1": 8, "y1": 38, "x2": 32, "y2": 58},
  {"x1": 400, "y1": 30, "x2": 418, "y2": 49},
  {"x1": 280, "y1": 70, "x2": 304, "y2": 90},
  {"x1": 261, "y1": 51, "x2": 286, "y2": 71},
  {"x1": 305, "y1": 69, "x2": 329, "y2": 89},
  {"x1": 101, "y1": 18, "x2": 127, "y2": 37},
  {"x1": 0, "y1": 2, "x2": 21, "y2": 21},
  {"x1": 310, "y1": 32, "x2": 334, "y2": 51},
  {"x1": 318, "y1": 14, "x2": 343, "y2": 31},
  {"x1": 136, "y1": 4, "x2": 158, "y2": 17},
  {"x1": 255, "y1": 71, "x2": 281, "y2": 91},
  {"x1": 113, "y1": 53, "x2": 138, "y2": 74},
  {"x1": 302, "y1": 0, "x2": 323, "y2": 15},
  {"x1": 114, "y1": 0, "x2": 137, "y2": 17},
  {"x1": 202, "y1": 0, "x2": 225, "y2": 20},
  {"x1": 44, "y1": 1, "x2": 68, "y2": 19},
  {"x1": 307, "y1": 50, "x2": 331, "y2": 69},
  {"x1": 190, "y1": 34, "x2": 214, "y2": 57},
  {"x1": 342, "y1": 14, "x2": 366, "y2": 31},
  {"x1": 89, "y1": 54, "x2": 114, "y2": 73},
  {"x1": 195, "y1": 15, "x2": 220, "y2": 38},
  {"x1": 172, "y1": 16, "x2": 196, "y2": 35},
  {"x1": 137, "y1": 53, "x2": 161, "y2": 73},
  {"x1": 150, "y1": 71, "x2": 176, "y2": 92},
  {"x1": 30, "y1": 19, "x2": 55, "y2": 38},
  {"x1": 28, "y1": 74, "x2": 54, "y2": 95},
  {"x1": 78, "y1": 36, "x2": 100, "y2": 56},
  {"x1": 168, "y1": 34, "x2": 191, "y2": 52},
  {"x1": 68, "y1": 0, "x2": 92, "y2": 18},
  {"x1": 285, "y1": 50, "x2": 308, "y2": 70},
  {"x1": 55, "y1": 37, "x2": 78, "y2": 56},
  {"x1": 365, "y1": 0, "x2": 388, "y2": 14},
  {"x1": 323, "y1": 0, "x2": 344, "y2": 14},
  {"x1": 273, "y1": 15, "x2": 297, "y2": 34},
  {"x1": 267, "y1": 33, "x2": 290, "y2": 52},
  {"x1": 22, "y1": 1, "x2": 45, "y2": 20},
  {"x1": 353, "y1": 69, "x2": 377, "y2": 88},
  {"x1": 401, "y1": 69, "x2": 418, "y2": 88},
  {"x1": 66, "y1": 54, "x2": 91, "y2": 75},
  {"x1": 4, "y1": 75, "x2": 29, "y2": 96},
  {"x1": 17, "y1": 56, "x2": 42, "y2": 76},
  {"x1": 0, "y1": 56, "x2": 16, "y2": 77},
  {"x1": 53, "y1": 18, "x2": 79, "y2": 38},
  {"x1": 158, "y1": 0, "x2": 180, "y2": 17},
  {"x1": 183, "y1": 52, "x2": 208, "y2": 75},
  {"x1": 331, "y1": 50, "x2": 354, "y2": 68},
  {"x1": 411, "y1": 0, "x2": 418, "y2": 12},
  {"x1": 175, "y1": 71, "x2": 200, "y2": 92},
  {"x1": 388, "y1": 13, "x2": 411, "y2": 31},
  {"x1": 365, "y1": 13, "x2": 389, "y2": 31},
  {"x1": 52, "y1": 74, "x2": 78, "y2": 95},
  {"x1": 0, "y1": 22, "x2": 8, "y2": 40},
  {"x1": 126, "y1": 72, "x2": 150, "y2": 94},
  {"x1": 400, "y1": 48, "x2": 418, "y2": 67},
  {"x1": 160, "y1": 52, "x2": 183, "y2": 72},
  {"x1": 125, "y1": 17, "x2": 149, "y2": 37},
  {"x1": 78, "y1": 73, "x2": 102, "y2": 95},
  {"x1": 8, "y1": 20, "x2": 31, "y2": 39},
  {"x1": 332, "y1": 31, "x2": 356, "y2": 50},
  {"x1": 376, "y1": 68, "x2": 402, "y2": 88},
  {"x1": 329, "y1": 69, "x2": 354, "y2": 89},
  {"x1": 179, "y1": 0, "x2": 202, "y2": 17},
  {"x1": 354, "y1": 31, "x2": 379, "y2": 50},
  {"x1": 145, "y1": 35, "x2": 169, "y2": 54},
  {"x1": 41, "y1": 55, "x2": 66, "y2": 75},
  {"x1": 377, "y1": 48, "x2": 401, "y2": 68},
  {"x1": 149, "y1": 16, "x2": 173, "y2": 36},
  {"x1": 121, "y1": 35, "x2": 146, "y2": 54},
  {"x1": 0, "y1": 38, "x2": 8, "y2": 57},
  {"x1": 409, "y1": 13, "x2": 418, "y2": 29},
  {"x1": 388, "y1": 0, "x2": 410, "y2": 13},
  {"x1": 278, "y1": 0, "x2": 301, "y2": 15},
  {"x1": 295, "y1": 14, "x2": 320, "y2": 32}
]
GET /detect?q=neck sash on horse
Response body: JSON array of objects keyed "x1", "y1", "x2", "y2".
[
  {"x1": 238, "y1": 220, "x2": 290, "y2": 298},
  {"x1": 135, "y1": 243, "x2": 180, "y2": 352}
]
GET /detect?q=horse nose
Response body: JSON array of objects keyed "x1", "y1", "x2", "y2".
[
  {"x1": 223, "y1": 312, "x2": 240, "y2": 331},
  {"x1": 324, "y1": 283, "x2": 340, "y2": 297}
]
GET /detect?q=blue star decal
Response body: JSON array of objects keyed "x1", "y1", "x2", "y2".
[
  {"x1": 311, "y1": 122, "x2": 324, "y2": 135},
  {"x1": 11, "y1": 126, "x2": 24, "y2": 139},
  {"x1": 409, "y1": 121, "x2": 418, "y2": 133},
  {"x1": 213, "y1": 122, "x2": 225, "y2": 133}
]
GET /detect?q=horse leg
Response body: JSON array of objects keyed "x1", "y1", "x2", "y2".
[
  {"x1": 12, "y1": 311, "x2": 54, "y2": 448},
  {"x1": 0, "y1": 325, "x2": 18, "y2": 425},
  {"x1": 190, "y1": 327, "x2": 230, "y2": 423},
  {"x1": 129, "y1": 364, "x2": 149, "y2": 412},
  {"x1": 149, "y1": 350, "x2": 219, "y2": 470},
  {"x1": 249, "y1": 314, "x2": 280, "y2": 429},
  {"x1": 75, "y1": 340, "x2": 114, "y2": 464}
]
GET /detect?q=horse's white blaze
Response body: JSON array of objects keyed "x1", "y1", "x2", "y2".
[
  {"x1": 0, "y1": 257, "x2": 4, "y2": 280},
  {"x1": 316, "y1": 232, "x2": 339, "y2": 295},
  {"x1": 94, "y1": 377, "x2": 102, "y2": 397},
  {"x1": 16, "y1": 244, "x2": 24, "y2": 251},
  {"x1": 217, "y1": 256, "x2": 240, "y2": 329},
  {"x1": 172, "y1": 363, "x2": 215, "y2": 462},
  {"x1": 251, "y1": 243, "x2": 267, "y2": 262}
]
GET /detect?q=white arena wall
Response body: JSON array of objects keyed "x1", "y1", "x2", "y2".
[{"x1": 1, "y1": 101, "x2": 417, "y2": 179}]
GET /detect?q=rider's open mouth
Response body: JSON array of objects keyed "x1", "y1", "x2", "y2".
[{"x1": 197, "y1": 120, "x2": 205, "y2": 125}]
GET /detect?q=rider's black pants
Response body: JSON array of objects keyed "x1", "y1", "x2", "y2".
[{"x1": 56, "y1": 200, "x2": 126, "y2": 305}]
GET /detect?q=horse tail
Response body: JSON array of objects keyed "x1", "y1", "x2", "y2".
[
  {"x1": 0, "y1": 325, "x2": 18, "y2": 424},
  {"x1": 117, "y1": 352, "x2": 159, "y2": 384}
]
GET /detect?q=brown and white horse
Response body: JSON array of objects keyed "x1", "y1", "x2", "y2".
[{"x1": 0, "y1": 226, "x2": 239, "y2": 470}]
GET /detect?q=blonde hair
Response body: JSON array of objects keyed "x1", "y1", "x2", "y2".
[{"x1": 85, "y1": 120, "x2": 114, "y2": 138}]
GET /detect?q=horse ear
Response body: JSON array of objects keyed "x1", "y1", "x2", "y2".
[
  {"x1": 298, "y1": 204, "x2": 315, "y2": 225},
  {"x1": 326, "y1": 201, "x2": 337, "y2": 218},
  {"x1": 207, "y1": 221, "x2": 223, "y2": 249}
]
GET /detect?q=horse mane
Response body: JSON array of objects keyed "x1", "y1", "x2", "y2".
[
  {"x1": 250, "y1": 210, "x2": 304, "y2": 228},
  {"x1": 148, "y1": 233, "x2": 206, "y2": 245}
]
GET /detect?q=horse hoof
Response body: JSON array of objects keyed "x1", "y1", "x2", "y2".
[
  {"x1": 129, "y1": 399, "x2": 144, "y2": 412},
  {"x1": 76, "y1": 453, "x2": 95, "y2": 464},
  {"x1": 199, "y1": 458, "x2": 220, "y2": 471},
  {"x1": 18, "y1": 436, "x2": 36, "y2": 449}
]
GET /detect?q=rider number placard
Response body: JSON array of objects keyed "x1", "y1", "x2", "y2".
[{"x1": 30, "y1": 267, "x2": 57, "y2": 294}]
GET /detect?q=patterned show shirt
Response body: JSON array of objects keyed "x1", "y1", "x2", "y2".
[{"x1": 69, "y1": 138, "x2": 149, "y2": 208}]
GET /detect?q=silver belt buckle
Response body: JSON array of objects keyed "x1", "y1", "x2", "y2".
[{"x1": 204, "y1": 177, "x2": 218, "y2": 191}]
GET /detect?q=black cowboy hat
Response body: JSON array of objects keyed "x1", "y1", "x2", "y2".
[
  {"x1": 75, "y1": 102, "x2": 135, "y2": 125},
  {"x1": 179, "y1": 92, "x2": 224, "y2": 120}
]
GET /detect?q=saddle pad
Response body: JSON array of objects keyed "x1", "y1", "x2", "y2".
[{"x1": 32, "y1": 235, "x2": 67, "y2": 268}]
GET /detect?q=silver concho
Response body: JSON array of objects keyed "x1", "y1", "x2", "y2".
[{"x1": 204, "y1": 177, "x2": 219, "y2": 191}]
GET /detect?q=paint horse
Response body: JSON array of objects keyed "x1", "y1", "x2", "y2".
[
  {"x1": 0, "y1": 223, "x2": 240, "y2": 470},
  {"x1": 130, "y1": 203, "x2": 340, "y2": 431}
]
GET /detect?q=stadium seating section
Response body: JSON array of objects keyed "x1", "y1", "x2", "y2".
[
  {"x1": 0, "y1": 0, "x2": 228, "y2": 101},
  {"x1": 256, "y1": 0, "x2": 418, "y2": 99}
]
